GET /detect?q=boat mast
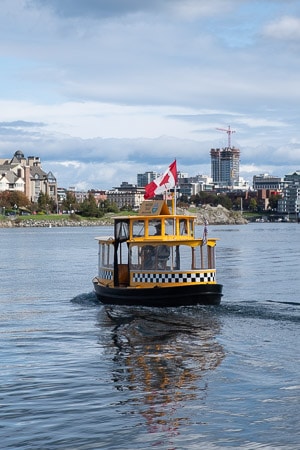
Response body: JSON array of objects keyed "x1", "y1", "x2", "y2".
[{"x1": 172, "y1": 189, "x2": 176, "y2": 215}]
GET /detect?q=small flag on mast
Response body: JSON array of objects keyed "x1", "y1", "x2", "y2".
[
  {"x1": 202, "y1": 219, "x2": 208, "y2": 245},
  {"x1": 144, "y1": 160, "x2": 178, "y2": 200}
]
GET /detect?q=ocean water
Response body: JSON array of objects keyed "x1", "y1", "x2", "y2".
[{"x1": 0, "y1": 223, "x2": 299, "y2": 449}]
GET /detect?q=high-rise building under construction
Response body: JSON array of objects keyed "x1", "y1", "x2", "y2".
[{"x1": 210, "y1": 126, "x2": 240, "y2": 187}]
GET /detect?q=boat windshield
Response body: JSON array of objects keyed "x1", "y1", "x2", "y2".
[{"x1": 129, "y1": 243, "x2": 216, "y2": 271}]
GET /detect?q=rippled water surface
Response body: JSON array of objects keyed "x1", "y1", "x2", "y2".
[{"x1": 1, "y1": 223, "x2": 299, "y2": 449}]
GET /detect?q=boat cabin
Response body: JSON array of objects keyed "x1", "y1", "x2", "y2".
[{"x1": 95, "y1": 200, "x2": 218, "y2": 289}]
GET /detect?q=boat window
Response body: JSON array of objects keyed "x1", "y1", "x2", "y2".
[
  {"x1": 156, "y1": 245, "x2": 171, "y2": 269},
  {"x1": 207, "y1": 245, "x2": 216, "y2": 268},
  {"x1": 130, "y1": 244, "x2": 173, "y2": 271},
  {"x1": 165, "y1": 218, "x2": 175, "y2": 235},
  {"x1": 191, "y1": 244, "x2": 216, "y2": 270},
  {"x1": 118, "y1": 241, "x2": 129, "y2": 265},
  {"x1": 179, "y1": 219, "x2": 194, "y2": 236},
  {"x1": 129, "y1": 245, "x2": 142, "y2": 269},
  {"x1": 99, "y1": 242, "x2": 114, "y2": 272},
  {"x1": 132, "y1": 220, "x2": 145, "y2": 237},
  {"x1": 179, "y1": 219, "x2": 188, "y2": 235},
  {"x1": 165, "y1": 244, "x2": 215, "y2": 271},
  {"x1": 115, "y1": 220, "x2": 129, "y2": 241},
  {"x1": 148, "y1": 219, "x2": 162, "y2": 236},
  {"x1": 141, "y1": 245, "x2": 156, "y2": 269},
  {"x1": 172, "y1": 245, "x2": 188, "y2": 270},
  {"x1": 189, "y1": 219, "x2": 194, "y2": 236}
]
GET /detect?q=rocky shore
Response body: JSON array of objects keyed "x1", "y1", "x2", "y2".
[
  {"x1": 194, "y1": 204, "x2": 248, "y2": 225},
  {"x1": 0, "y1": 205, "x2": 247, "y2": 228}
]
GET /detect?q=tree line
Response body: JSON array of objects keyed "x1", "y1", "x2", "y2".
[
  {"x1": 0, "y1": 189, "x2": 282, "y2": 217},
  {"x1": 0, "y1": 190, "x2": 118, "y2": 217},
  {"x1": 178, "y1": 191, "x2": 281, "y2": 212}
]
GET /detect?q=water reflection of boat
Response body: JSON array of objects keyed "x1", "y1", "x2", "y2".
[
  {"x1": 93, "y1": 200, "x2": 223, "y2": 307},
  {"x1": 100, "y1": 306, "x2": 225, "y2": 438}
]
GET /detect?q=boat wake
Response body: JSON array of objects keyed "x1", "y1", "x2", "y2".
[
  {"x1": 218, "y1": 300, "x2": 300, "y2": 323},
  {"x1": 70, "y1": 292, "x2": 299, "y2": 324},
  {"x1": 104, "y1": 304, "x2": 220, "y2": 331},
  {"x1": 102, "y1": 300, "x2": 300, "y2": 326},
  {"x1": 70, "y1": 291, "x2": 100, "y2": 307}
]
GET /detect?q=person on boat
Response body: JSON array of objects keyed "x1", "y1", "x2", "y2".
[
  {"x1": 154, "y1": 223, "x2": 170, "y2": 269},
  {"x1": 141, "y1": 245, "x2": 156, "y2": 269},
  {"x1": 142, "y1": 244, "x2": 170, "y2": 270},
  {"x1": 154, "y1": 223, "x2": 162, "y2": 235},
  {"x1": 156, "y1": 244, "x2": 170, "y2": 269}
]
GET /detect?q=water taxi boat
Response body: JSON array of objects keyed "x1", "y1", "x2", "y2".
[{"x1": 92, "y1": 199, "x2": 223, "y2": 307}]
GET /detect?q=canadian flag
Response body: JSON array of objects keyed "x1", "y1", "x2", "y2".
[{"x1": 144, "y1": 160, "x2": 178, "y2": 199}]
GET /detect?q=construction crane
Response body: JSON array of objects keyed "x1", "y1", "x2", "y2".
[{"x1": 216, "y1": 125, "x2": 236, "y2": 148}]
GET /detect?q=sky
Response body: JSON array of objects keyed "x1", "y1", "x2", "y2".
[{"x1": 0, "y1": 0, "x2": 300, "y2": 190}]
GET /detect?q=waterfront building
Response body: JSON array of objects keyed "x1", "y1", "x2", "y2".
[
  {"x1": 0, "y1": 150, "x2": 57, "y2": 204},
  {"x1": 253, "y1": 174, "x2": 282, "y2": 190},
  {"x1": 177, "y1": 179, "x2": 199, "y2": 197},
  {"x1": 89, "y1": 190, "x2": 107, "y2": 206},
  {"x1": 177, "y1": 174, "x2": 214, "y2": 197},
  {"x1": 107, "y1": 182, "x2": 145, "y2": 209},
  {"x1": 277, "y1": 171, "x2": 300, "y2": 218},
  {"x1": 57, "y1": 187, "x2": 67, "y2": 202}
]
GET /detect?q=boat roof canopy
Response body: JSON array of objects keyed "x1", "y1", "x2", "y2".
[{"x1": 95, "y1": 236, "x2": 218, "y2": 247}]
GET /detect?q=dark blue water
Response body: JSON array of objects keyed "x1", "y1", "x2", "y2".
[{"x1": 1, "y1": 223, "x2": 299, "y2": 449}]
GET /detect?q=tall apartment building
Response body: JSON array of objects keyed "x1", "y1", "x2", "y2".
[
  {"x1": 210, "y1": 147, "x2": 240, "y2": 188},
  {"x1": 137, "y1": 171, "x2": 158, "y2": 187}
]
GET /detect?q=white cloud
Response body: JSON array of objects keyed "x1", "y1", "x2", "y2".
[
  {"x1": 170, "y1": 0, "x2": 237, "y2": 20},
  {"x1": 263, "y1": 15, "x2": 300, "y2": 41},
  {"x1": 0, "y1": 0, "x2": 299, "y2": 189}
]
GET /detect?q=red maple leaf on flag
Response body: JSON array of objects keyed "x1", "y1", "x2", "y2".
[{"x1": 144, "y1": 160, "x2": 177, "y2": 199}]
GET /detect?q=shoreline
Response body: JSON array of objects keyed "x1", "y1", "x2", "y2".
[
  {"x1": 0, "y1": 206, "x2": 248, "y2": 227},
  {"x1": 0, "y1": 205, "x2": 250, "y2": 228},
  {"x1": 0, "y1": 218, "x2": 113, "y2": 228}
]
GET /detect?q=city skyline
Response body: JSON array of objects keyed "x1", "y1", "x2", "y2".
[{"x1": 0, "y1": 0, "x2": 300, "y2": 190}]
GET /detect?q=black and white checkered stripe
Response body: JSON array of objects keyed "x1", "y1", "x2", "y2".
[
  {"x1": 132, "y1": 271, "x2": 215, "y2": 284},
  {"x1": 99, "y1": 269, "x2": 113, "y2": 280}
]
